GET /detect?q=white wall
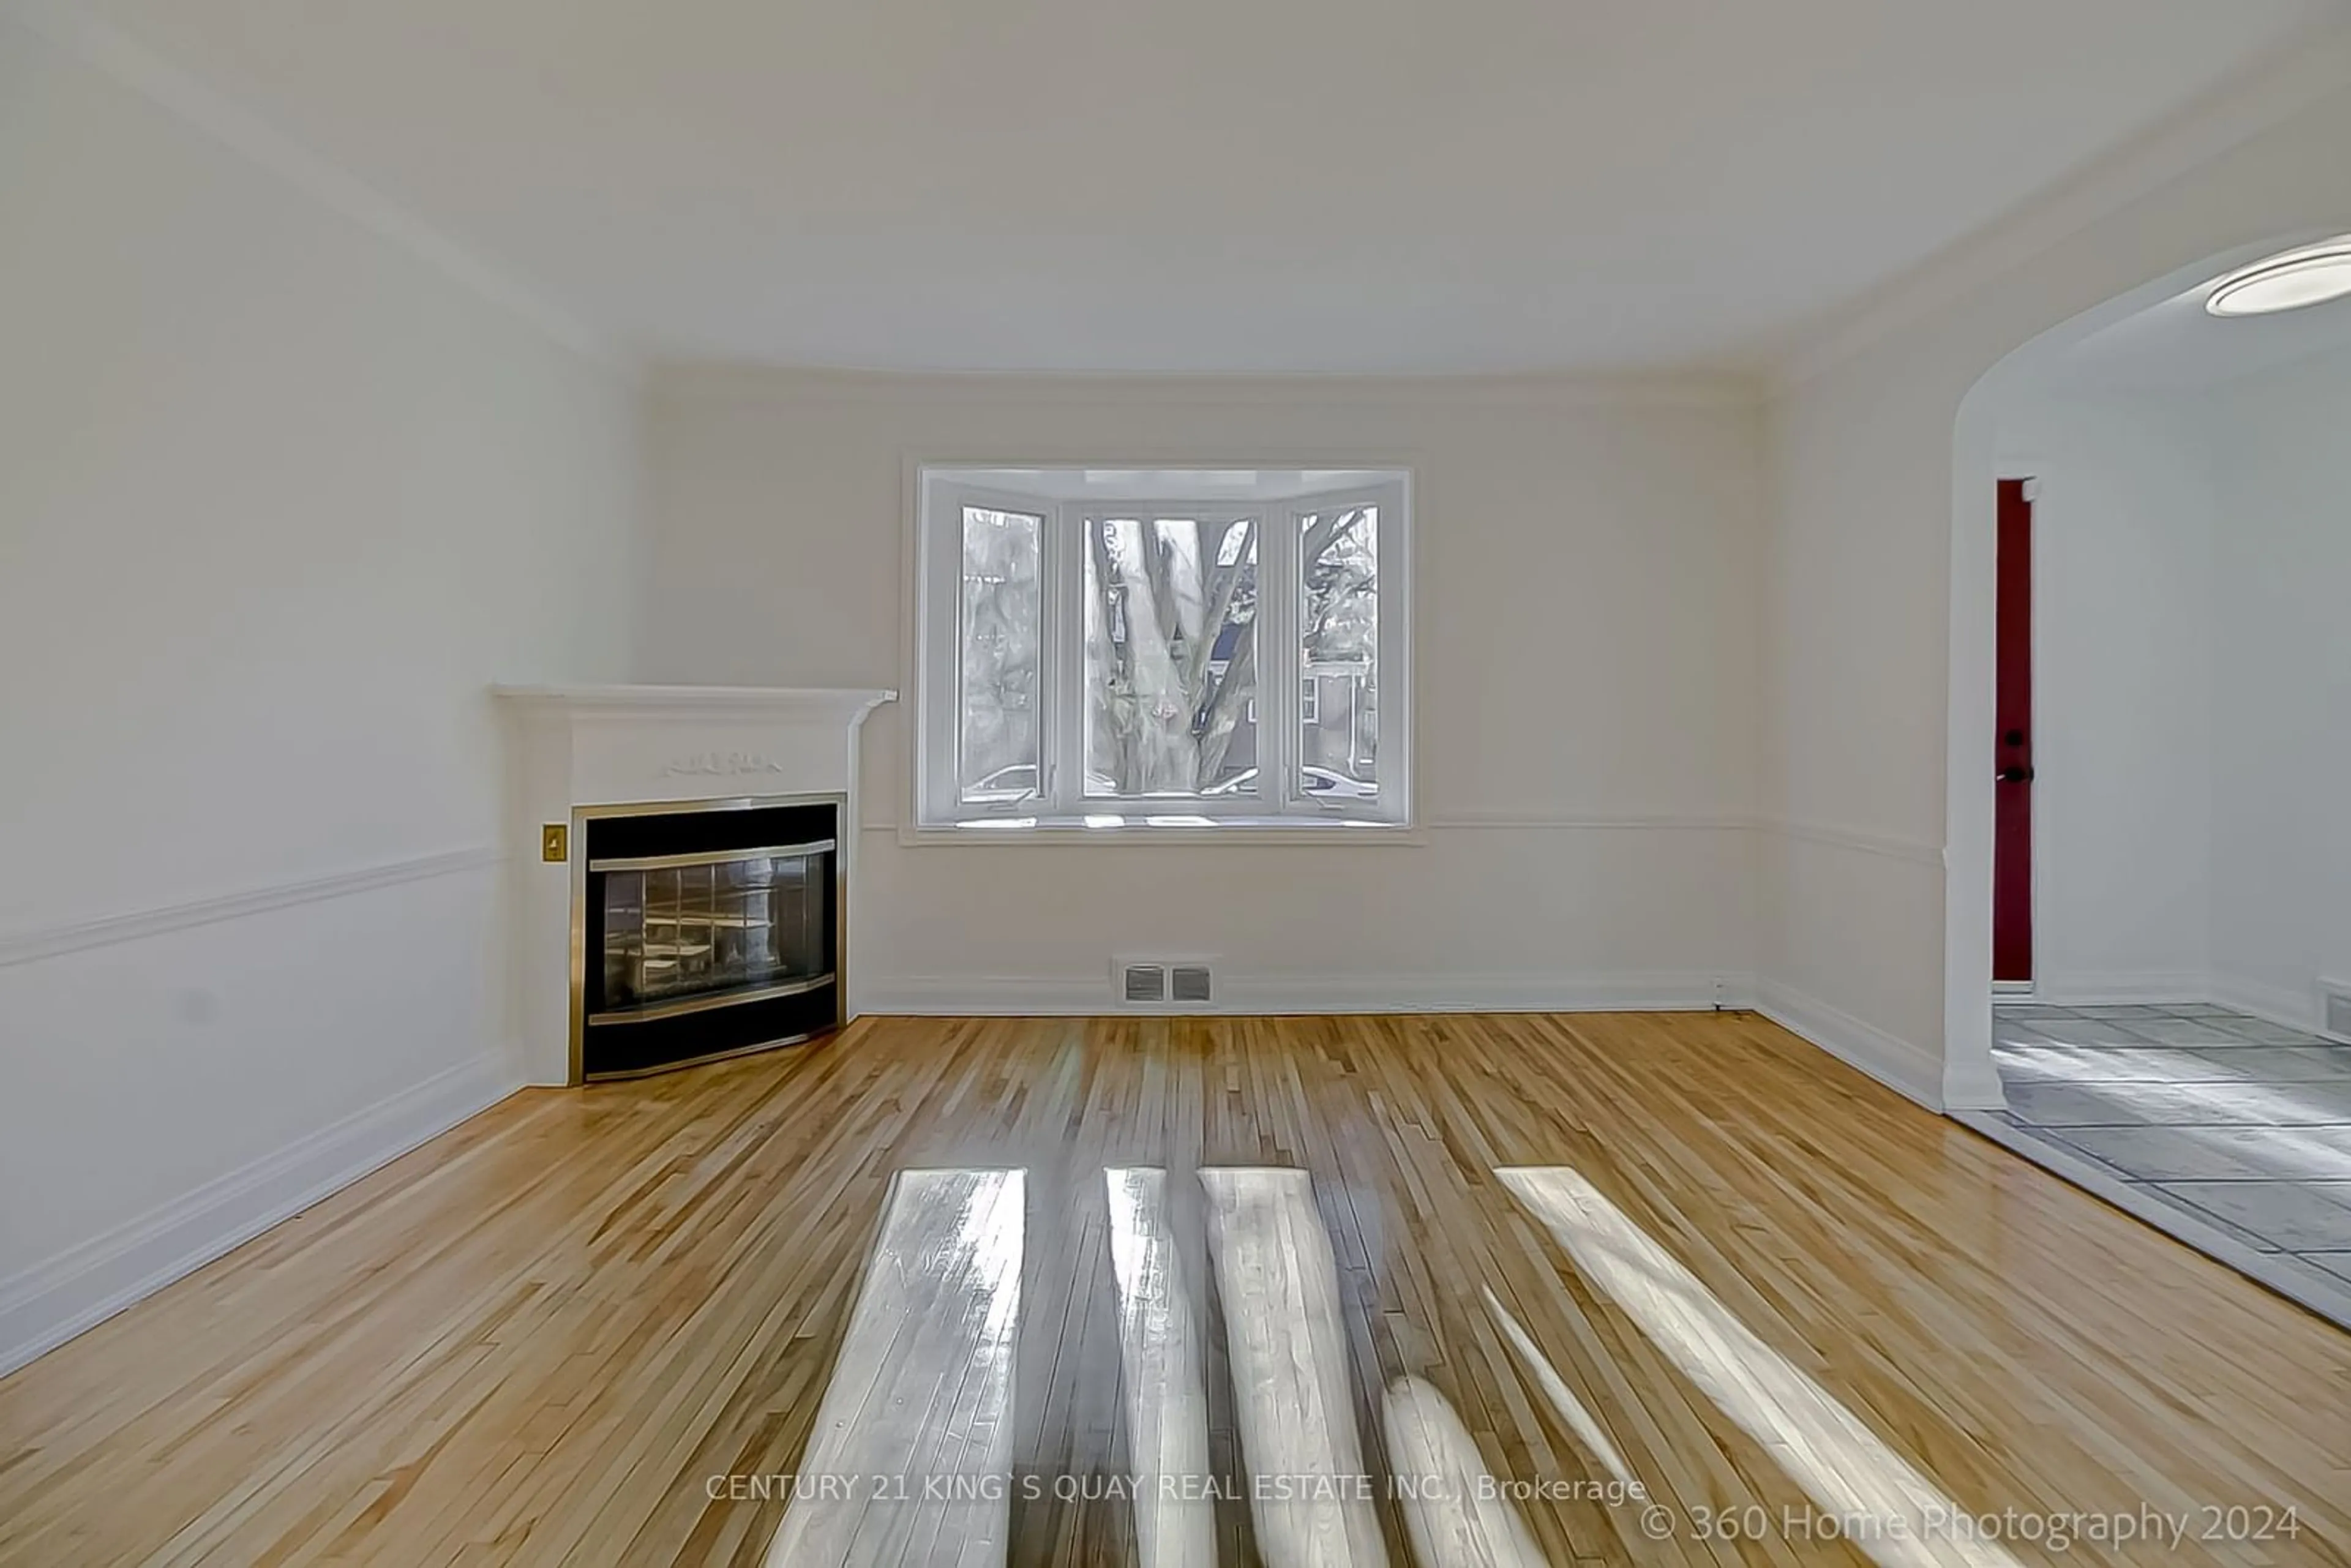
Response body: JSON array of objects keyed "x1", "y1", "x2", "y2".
[
  {"x1": 2205, "y1": 348, "x2": 2351, "y2": 1026},
  {"x1": 1992, "y1": 390, "x2": 2215, "y2": 1000},
  {"x1": 4, "y1": 0, "x2": 2338, "y2": 1391},
  {"x1": 1758, "y1": 37, "x2": 2351, "y2": 1106},
  {"x1": 1982, "y1": 352, "x2": 2350, "y2": 1027},
  {"x1": 643, "y1": 369, "x2": 1761, "y2": 1013},
  {"x1": 0, "y1": 20, "x2": 642, "y2": 1368}
]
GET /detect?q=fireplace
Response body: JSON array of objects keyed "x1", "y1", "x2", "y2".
[
  {"x1": 495, "y1": 685, "x2": 894, "y2": 1087},
  {"x1": 575, "y1": 795, "x2": 841, "y2": 1079}
]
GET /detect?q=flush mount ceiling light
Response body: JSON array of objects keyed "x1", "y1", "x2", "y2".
[{"x1": 2205, "y1": 237, "x2": 2351, "y2": 317}]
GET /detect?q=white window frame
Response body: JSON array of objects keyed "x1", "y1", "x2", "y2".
[{"x1": 912, "y1": 468, "x2": 1412, "y2": 837}]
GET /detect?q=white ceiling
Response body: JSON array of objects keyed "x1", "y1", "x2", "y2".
[
  {"x1": 2038, "y1": 271, "x2": 2351, "y2": 392},
  {"x1": 72, "y1": 0, "x2": 2351, "y2": 373}
]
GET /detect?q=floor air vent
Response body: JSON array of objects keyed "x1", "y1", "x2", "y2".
[{"x1": 1116, "y1": 958, "x2": 1214, "y2": 1007}]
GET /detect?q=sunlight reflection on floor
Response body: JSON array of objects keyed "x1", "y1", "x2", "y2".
[
  {"x1": 1105, "y1": 1168, "x2": 1217, "y2": 1568},
  {"x1": 1499, "y1": 1166, "x2": 2023, "y2": 1568}
]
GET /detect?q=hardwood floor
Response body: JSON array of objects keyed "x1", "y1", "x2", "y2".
[{"x1": 3, "y1": 1012, "x2": 2347, "y2": 1566}]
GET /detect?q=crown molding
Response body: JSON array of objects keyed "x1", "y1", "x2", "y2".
[
  {"x1": 645, "y1": 361, "x2": 1765, "y2": 412},
  {"x1": 1769, "y1": 23, "x2": 2351, "y2": 393},
  {"x1": 2, "y1": 0, "x2": 622, "y2": 370}
]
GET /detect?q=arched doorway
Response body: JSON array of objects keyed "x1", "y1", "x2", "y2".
[{"x1": 1944, "y1": 232, "x2": 2351, "y2": 1324}]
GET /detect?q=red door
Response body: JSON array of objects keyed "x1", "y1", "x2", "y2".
[{"x1": 1993, "y1": 479, "x2": 2034, "y2": 984}]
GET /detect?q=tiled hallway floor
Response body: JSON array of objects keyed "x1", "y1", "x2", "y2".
[{"x1": 1976, "y1": 1002, "x2": 2351, "y2": 1327}]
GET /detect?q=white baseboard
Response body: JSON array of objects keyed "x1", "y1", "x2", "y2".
[
  {"x1": 2025, "y1": 970, "x2": 2345, "y2": 1045},
  {"x1": 1753, "y1": 978, "x2": 1943, "y2": 1111},
  {"x1": 1939, "y1": 1050, "x2": 2011, "y2": 1114},
  {"x1": 2205, "y1": 972, "x2": 2336, "y2": 1041},
  {"x1": 2032, "y1": 970, "x2": 2207, "y2": 1007},
  {"x1": 0, "y1": 1053, "x2": 521, "y2": 1376},
  {"x1": 862, "y1": 970, "x2": 1757, "y2": 1018}
]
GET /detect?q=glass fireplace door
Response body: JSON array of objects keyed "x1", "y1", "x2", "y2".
[
  {"x1": 596, "y1": 844, "x2": 830, "y2": 1018},
  {"x1": 579, "y1": 799, "x2": 841, "y2": 1079}
]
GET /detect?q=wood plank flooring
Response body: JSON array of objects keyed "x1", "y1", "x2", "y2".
[{"x1": 2, "y1": 1012, "x2": 2347, "y2": 1566}]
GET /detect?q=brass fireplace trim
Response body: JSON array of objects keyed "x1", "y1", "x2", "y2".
[
  {"x1": 579, "y1": 1030, "x2": 827, "y2": 1084},
  {"x1": 588, "y1": 971, "x2": 838, "y2": 1027},
  {"x1": 587, "y1": 839, "x2": 835, "y2": 874},
  {"x1": 567, "y1": 791, "x2": 850, "y2": 1087}
]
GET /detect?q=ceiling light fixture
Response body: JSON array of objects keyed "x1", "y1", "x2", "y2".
[{"x1": 2204, "y1": 236, "x2": 2351, "y2": 317}]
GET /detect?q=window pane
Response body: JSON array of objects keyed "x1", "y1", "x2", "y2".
[
  {"x1": 958, "y1": 506, "x2": 1042, "y2": 805},
  {"x1": 1298, "y1": 506, "x2": 1378, "y2": 800},
  {"x1": 1084, "y1": 516, "x2": 1257, "y2": 797}
]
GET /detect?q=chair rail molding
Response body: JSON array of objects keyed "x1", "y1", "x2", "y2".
[
  {"x1": 0, "y1": 846, "x2": 501, "y2": 970},
  {"x1": 1758, "y1": 817, "x2": 1944, "y2": 867}
]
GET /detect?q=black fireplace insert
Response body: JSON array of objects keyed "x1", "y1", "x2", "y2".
[{"x1": 576, "y1": 797, "x2": 841, "y2": 1079}]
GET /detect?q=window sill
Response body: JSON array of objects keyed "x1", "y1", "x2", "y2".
[{"x1": 898, "y1": 815, "x2": 1423, "y2": 847}]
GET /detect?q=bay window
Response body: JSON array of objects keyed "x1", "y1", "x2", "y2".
[{"x1": 914, "y1": 468, "x2": 1411, "y2": 832}]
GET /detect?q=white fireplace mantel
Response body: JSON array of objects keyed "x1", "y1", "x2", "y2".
[
  {"x1": 493, "y1": 684, "x2": 895, "y2": 1084},
  {"x1": 492, "y1": 683, "x2": 896, "y2": 719}
]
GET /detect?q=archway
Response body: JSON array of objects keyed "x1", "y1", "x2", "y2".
[{"x1": 1940, "y1": 228, "x2": 2349, "y2": 1109}]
